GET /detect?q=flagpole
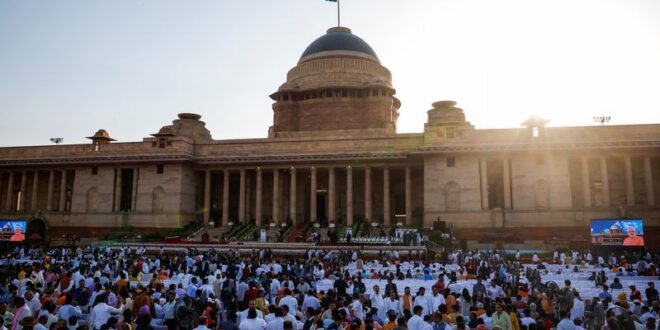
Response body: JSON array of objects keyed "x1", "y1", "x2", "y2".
[{"x1": 337, "y1": 0, "x2": 341, "y2": 27}]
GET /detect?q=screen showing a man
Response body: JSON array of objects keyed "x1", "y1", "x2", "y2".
[
  {"x1": 10, "y1": 227, "x2": 25, "y2": 242},
  {"x1": 591, "y1": 219, "x2": 644, "y2": 246},
  {"x1": 0, "y1": 220, "x2": 27, "y2": 242},
  {"x1": 622, "y1": 226, "x2": 644, "y2": 246}
]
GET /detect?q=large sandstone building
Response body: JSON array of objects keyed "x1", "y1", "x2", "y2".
[{"x1": 1, "y1": 27, "x2": 659, "y2": 249}]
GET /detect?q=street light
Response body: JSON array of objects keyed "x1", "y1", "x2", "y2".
[
  {"x1": 593, "y1": 116, "x2": 611, "y2": 126},
  {"x1": 50, "y1": 137, "x2": 63, "y2": 144}
]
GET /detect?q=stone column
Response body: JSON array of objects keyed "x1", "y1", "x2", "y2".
[
  {"x1": 131, "y1": 168, "x2": 139, "y2": 211},
  {"x1": 46, "y1": 170, "x2": 54, "y2": 211},
  {"x1": 383, "y1": 167, "x2": 390, "y2": 226},
  {"x1": 365, "y1": 166, "x2": 372, "y2": 221},
  {"x1": 405, "y1": 166, "x2": 412, "y2": 225},
  {"x1": 19, "y1": 171, "x2": 27, "y2": 211},
  {"x1": 239, "y1": 169, "x2": 246, "y2": 223},
  {"x1": 31, "y1": 170, "x2": 39, "y2": 211},
  {"x1": 346, "y1": 166, "x2": 353, "y2": 226},
  {"x1": 113, "y1": 169, "x2": 121, "y2": 212},
  {"x1": 310, "y1": 167, "x2": 317, "y2": 221},
  {"x1": 203, "y1": 170, "x2": 211, "y2": 228},
  {"x1": 59, "y1": 170, "x2": 67, "y2": 212},
  {"x1": 222, "y1": 170, "x2": 229, "y2": 224},
  {"x1": 255, "y1": 167, "x2": 263, "y2": 226},
  {"x1": 290, "y1": 167, "x2": 297, "y2": 224},
  {"x1": 644, "y1": 156, "x2": 655, "y2": 206},
  {"x1": 328, "y1": 167, "x2": 336, "y2": 222},
  {"x1": 272, "y1": 168, "x2": 279, "y2": 224},
  {"x1": 480, "y1": 159, "x2": 489, "y2": 209},
  {"x1": 624, "y1": 155, "x2": 635, "y2": 206},
  {"x1": 5, "y1": 171, "x2": 14, "y2": 211},
  {"x1": 581, "y1": 157, "x2": 591, "y2": 207},
  {"x1": 600, "y1": 157, "x2": 610, "y2": 207},
  {"x1": 502, "y1": 159, "x2": 512, "y2": 209}
]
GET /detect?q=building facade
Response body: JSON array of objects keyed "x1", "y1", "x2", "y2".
[{"x1": 1, "y1": 27, "x2": 659, "y2": 248}]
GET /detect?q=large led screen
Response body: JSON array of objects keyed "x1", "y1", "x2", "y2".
[
  {"x1": 0, "y1": 220, "x2": 27, "y2": 242},
  {"x1": 591, "y1": 219, "x2": 644, "y2": 246}
]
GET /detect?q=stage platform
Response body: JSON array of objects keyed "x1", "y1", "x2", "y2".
[{"x1": 108, "y1": 241, "x2": 427, "y2": 256}]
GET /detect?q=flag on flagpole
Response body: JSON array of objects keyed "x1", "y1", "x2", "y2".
[{"x1": 326, "y1": 0, "x2": 337, "y2": 2}]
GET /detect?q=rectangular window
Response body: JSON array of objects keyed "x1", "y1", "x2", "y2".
[
  {"x1": 447, "y1": 157, "x2": 456, "y2": 168},
  {"x1": 532, "y1": 127, "x2": 540, "y2": 137},
  {"x1": 92, "y1": 166, "x2": 98, "y2": 175},
  {"x1": 446, "y1": 127, "x2": 455, "y2": 139},
  {"x1": 157, "y1": 164, "x2": 164, "y2": 174}
]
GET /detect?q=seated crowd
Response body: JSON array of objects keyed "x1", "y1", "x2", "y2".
[{"x1": 0, "y1": 246, "x2": 658, "y2": 330}]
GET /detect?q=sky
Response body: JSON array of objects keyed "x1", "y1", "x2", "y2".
[{"x1": 1, "y1": 0, "x2": 659, "y2": 147}]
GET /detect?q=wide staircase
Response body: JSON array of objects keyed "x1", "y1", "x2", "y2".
[{"x1": 284, "y1": 224, "x2": 306, "y2": 243}]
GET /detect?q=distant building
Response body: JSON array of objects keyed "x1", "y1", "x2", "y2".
[{"x1": 1, "y1": 27, "x2": 658, "y2": 249}]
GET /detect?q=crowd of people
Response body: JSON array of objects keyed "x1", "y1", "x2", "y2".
[{"x1": 0, "y1": 244, "x2": 658, "y2": 330}]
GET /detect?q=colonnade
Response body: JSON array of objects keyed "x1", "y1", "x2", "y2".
[
  {"x1": 1, "y1": 169, "x2": 70, "y2": 212},
  {"x1": 202, "y1": 165, "x2": 415, "y2": 228}
]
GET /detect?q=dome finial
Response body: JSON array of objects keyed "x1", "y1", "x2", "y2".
[{"x1": 327, "y1": 26, "x2": 351, "y2": 34}]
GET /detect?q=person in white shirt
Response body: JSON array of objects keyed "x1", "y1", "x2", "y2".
[
  {"x1": 487, "y1": 281, "x2": 505, "y2": 301},
  {"x1": 265, "y1": 308, "x2": 285, "y2": 330},
  {"x1": 370, "y1": 285, "x2": 385, "y2": 321},
  {"x1": 23, "y1": 291, "x2": 41, "y2": 317},
  {"x1": 90, "y1": 293, "x2": 121, "y2": 330},
  {"x1": 570, "y1": 295, "x2": 585, "y2": 321},
  {"x1": 413, "y1": 288, "x2": 431, "y2": 317},
  {"x1": 193, "y1": 316, "x2": 211, "y2": 330},
  {"x1": 406, "y1": 306, "x2": 426, "y2": 330},
  {"x1": 240, "y1": 301, "x2": 264, "y2": 325},
  {"x1": 278, "y1": 290, "x2": 298, "y2": 317},
  {"x1": 301, "y1": 291, "x2": 320, "y2": 313},
  {"x1": 351, "y1": 295, "x2": 366, "y2": 321},
  {"x1": 519, "y1": 309, "x2": 535, "y2": 329},
  {"x1": 383, "y1": 292, "x2": 400, "y2": 317},
  {"x1": 429, "y1": 286, "x2": 445, "y2": 315},
  {"x1": 240, "y1": 309, "x2": 267, "y2": 330}
]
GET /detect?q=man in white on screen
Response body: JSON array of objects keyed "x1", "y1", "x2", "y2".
[
  {"x1": 240, "y1": 309, "x2": 267, "y2": 330},
  {"x1": 407, "y1": 306, "x2": 426, "y2": 330}
]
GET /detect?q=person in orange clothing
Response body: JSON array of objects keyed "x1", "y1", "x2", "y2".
[
  {"x1": 622, "y1": 226, "x2": 644, "y2": 246},
  {"x1": 444, "y1": 290, "x2": 457, "y2": 313},
  {"x1": 9, "y1": 227, "x2": 25, "y2": 242},
  {"x1": 132, "y1": 286, "x2": 152, "y2": 316}
]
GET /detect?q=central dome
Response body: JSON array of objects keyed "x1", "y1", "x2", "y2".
[{"x1": 299, "y1": 27, "x2": 378, "y2": 62}]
